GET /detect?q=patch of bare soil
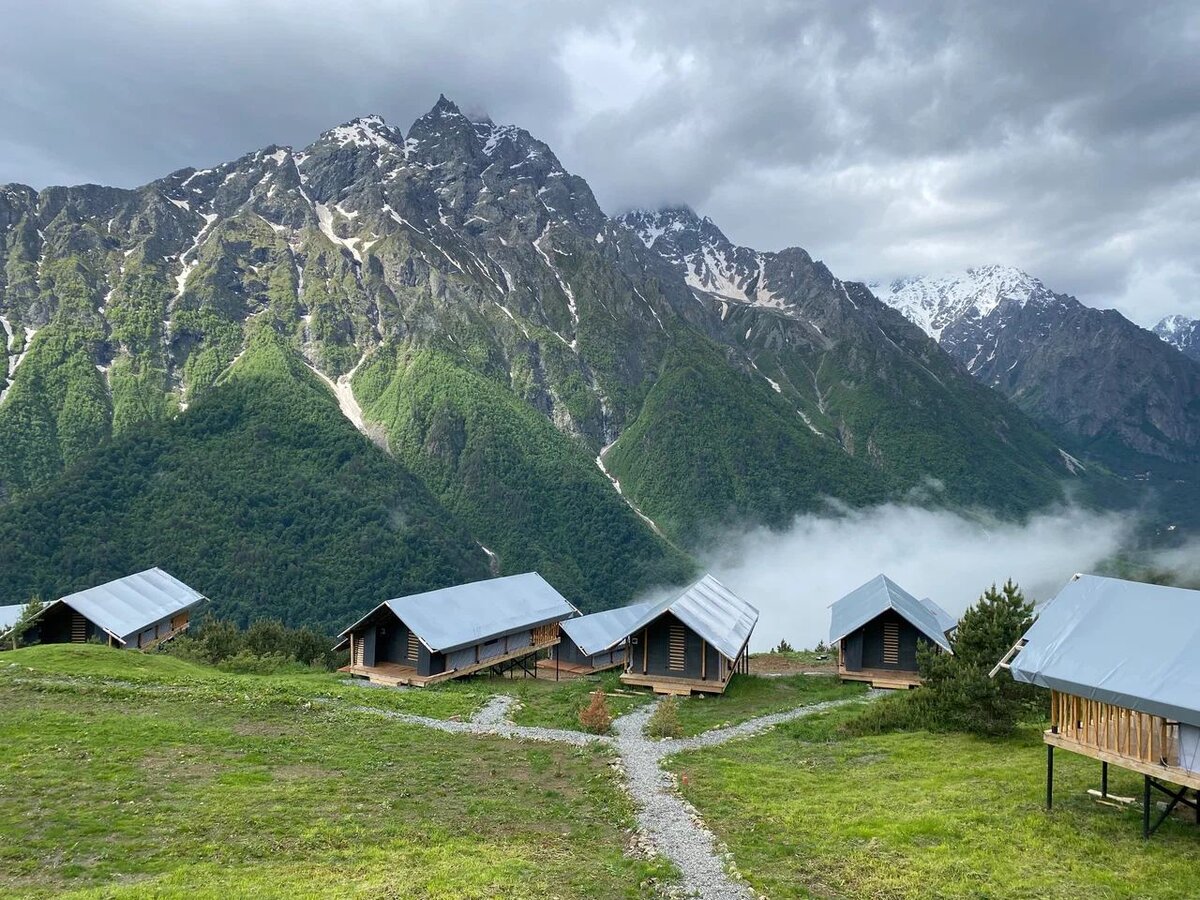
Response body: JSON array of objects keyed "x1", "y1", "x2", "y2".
[{"x1": 749, "y1": 652, "x2": 837, "y2": 676}]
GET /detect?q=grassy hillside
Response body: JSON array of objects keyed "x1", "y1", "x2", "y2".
[
  {"x1": 670, "y1": 704, "x2": 1200, "y2": 898},
  {"x1": 0, "y1": 645, "x2": 674, "y2": 899},
  {"x1": 354, "y1": 344, "x2": 694, "y2": 611},
  {"x1": 0, "y1": 329, "x2": 488, "y2": 631}
]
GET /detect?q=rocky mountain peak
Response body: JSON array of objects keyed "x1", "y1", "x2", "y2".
[
  {"x1": 1155, "y1": 314, "x2": 1200, "y2": 361},
  {"x1": 310, "y1": 115, "x2": 404, "y2": 153}
]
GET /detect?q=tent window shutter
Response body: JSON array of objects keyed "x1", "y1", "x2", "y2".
[
  {"x1": 883, "y1": 623, "x2": 900, "y2": 665},
  {"x1": 668, "y1": 625, "x2": 686, "y2": 671}
]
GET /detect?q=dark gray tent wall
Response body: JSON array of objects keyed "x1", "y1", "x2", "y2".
[
  {"x1": 354, "y1": 607, "x2": 445, "y2": 677},
  {"x1": 636, "y1": 612, "x2": 726, "y2": 683},
  {"x1": 841, "y1": 609, "x2": 929, "y2": 674},
  {"x1": 557, "y1": 632, "x2": 624, "y2": 670}
]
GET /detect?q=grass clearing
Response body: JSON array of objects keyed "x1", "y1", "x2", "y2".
[
  {"x1": 669, "y1": 711, "x2": 1200, "y2": 898},
  {"x1": 498, "y1": 670, "x2": 655, "y2": 731},
  {"x1": 671, "y1": 674, "x2": 867, "y2": 737},
  {"x1": 0, "y1": 645, "x2": 676, "y2": 898}
]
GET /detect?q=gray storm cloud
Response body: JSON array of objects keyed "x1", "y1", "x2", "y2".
[
  {"x1": 0, "y1": 1, "x2": 1196, "y2": 324},
  {"x1": 701, "y1": 504, "x2": 1133, "y2": 652}
]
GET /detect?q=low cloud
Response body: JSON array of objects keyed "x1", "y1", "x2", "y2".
[{"x1": 701, "y1": 503, "x2": 1132, "y2": 651}]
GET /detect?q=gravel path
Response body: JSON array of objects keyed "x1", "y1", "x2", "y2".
[
  {"x1": 348, "y1": 701, "x2": 606, "y2": 747},
  {"x1": 611, "y1": 695, "x2": 873, "y2": 899},
  {"x1": 612, "y1": 702, "x2": 755, "y2": 899},
  {"x1": 471, "y1": 693, "x2": 518, "y2": 726},
  {"x1": 342, "y1": 685, "x2": 876, "y2": 898}
]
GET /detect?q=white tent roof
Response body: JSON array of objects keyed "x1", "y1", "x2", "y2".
[
  {"x1": 339, "y1": 572, "x2": 579, "y2": 653},
  {"x1": 1008, "y1": 574, "x2": 1200, "y2": 727}
]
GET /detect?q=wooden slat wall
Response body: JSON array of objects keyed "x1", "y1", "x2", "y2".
[{"x1": 1050, "y1": 689, "x2": 1178, "y2": 767}]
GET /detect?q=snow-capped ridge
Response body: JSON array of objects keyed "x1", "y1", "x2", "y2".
[
  {"x1": 871, "y1": 265, "x2": 1060, "y2": 341},
  {"x1": 316, "y1": 115, "x2": 404, "y2": 151}
]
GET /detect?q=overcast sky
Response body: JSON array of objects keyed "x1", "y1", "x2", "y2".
[{"x1": 2, "y1": 1, "x2": 1196, "y2": 324}]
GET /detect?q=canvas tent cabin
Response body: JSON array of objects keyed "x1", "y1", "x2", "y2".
[
  {"x1": 995, "y1": 574, "x2": 1200, "y2": 837},
  {"x1": 830, "y1": 574, "x2": 954, "y2": 689},
  {"x1": 336, "y1": 573, "x2": 578, "y2": 687},
  {"x1": 1, "y1": 568, "x2": 206, "y2": 650},
  {"x1": 547, "y1": 598, "x2": 660, "y2": 678},
  {"x1": 617, "y1": 574, "x2": 758, "y2": 696}
]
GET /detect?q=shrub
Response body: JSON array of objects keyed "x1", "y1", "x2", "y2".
[
  {"x1": 646, "y1": 696, "x2": 683, "y2": 739},
  {"x1": 215, "y1": 649, "x2": 309, "y2": 676},
  {"x1": 773, "y1": 638, "x2": 795, "y2": 653},
  {"x1": 579, "y1": 689, "x2": 613, "y2": 734}
]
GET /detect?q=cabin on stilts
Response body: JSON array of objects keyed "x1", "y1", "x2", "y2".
[
  {"x1": 617, "y1": 574, "x2": 758, "y2": 696},
  {"x1": 544, "y1": 598, "x2": 660, "y2": 679},
  {"x1": 335, "y1": 573, "x2": 579, "y2": 687},
  {"x1": 830, "y1": 574, "x2": 955, "y2": 689},
  {"x1": 995, "y1": 574, "x2": 1200, "y2": 838},
  {"x1": 0, "y1": 568, "x2": 206, "y2": 651}
]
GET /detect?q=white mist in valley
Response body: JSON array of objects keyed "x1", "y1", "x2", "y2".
[{"x1": 701, "y1": 503, "x2": 1133, "y2": 651}]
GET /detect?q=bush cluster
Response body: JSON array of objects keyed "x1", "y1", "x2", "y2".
[
  {"x1": 578, "y1": 689, "x2": 613, "y2": 734},
  {"x1": 167, "y1": 615, "x2": 343, "y2": 674},
  {"x1": 646, "y1": 696, "x2": 683, "y2": 739}
]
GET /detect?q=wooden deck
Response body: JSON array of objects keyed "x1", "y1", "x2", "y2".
[
  {"x1": 838, "y1": 662, "x2": 921, "y2": 690},
  {"x1": 341, "y1": 637, "x2": 560, "y2": 687},
  {"x1": 619, "y1": 671, "x2": 731, "y2": 696},
  {"x1": 535, "y1": 657, "x2": 623, "y2": 679}
]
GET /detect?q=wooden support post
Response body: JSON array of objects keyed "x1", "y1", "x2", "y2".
[
  {"x1": 1144, "y1": 775, "x2": 1152, "y2": 839},
  {"x1": 1047, "y1": 744, "x2": 1054, "y2": 810},
  {"x1": 1101, "y1": 761, "x2": 1109, "y2": 798},
  {"x1": 555, "y1": 642, "x2": 559, "y2": 682}
]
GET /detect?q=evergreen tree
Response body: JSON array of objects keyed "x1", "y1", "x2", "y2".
[
  {"x1": 916, "y1": 579, "x2": 1038, "y2": 735},
  {"x1": 8, "y1": 597, "x2": 44, "y2": 650}
]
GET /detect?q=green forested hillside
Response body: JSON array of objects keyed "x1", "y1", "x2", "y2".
[
  {"x1": 606, "y1": 335, "x2": 889, "y2": 543},
  {"x1": 354, "y1": 344, "x2": 694, "y2": 607},
  {"x1": 0, "y1": 328, "x2": 489, "y2": 631}
]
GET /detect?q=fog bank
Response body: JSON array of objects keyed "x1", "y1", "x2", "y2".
[{"x1": 701, "y1": 504, "x2": 1133, "y2": 652}]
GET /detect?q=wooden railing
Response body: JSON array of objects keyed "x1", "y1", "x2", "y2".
[{"x1": 1050, "y1": 689, "x2": 1179, "y2": 767}]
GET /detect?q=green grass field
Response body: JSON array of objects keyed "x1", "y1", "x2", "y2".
[
  {"x1": 669, "y1": 704, "x2": 1200, "y2": 898},
  {"x1": 671, "y1": 674, "x2": 867, "y2": 737},
  {"x1": 0, "y1": 645, "x2": 675, "y2": 898}
]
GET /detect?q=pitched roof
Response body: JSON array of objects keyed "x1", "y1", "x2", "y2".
[
  {"x1": 559, "y1": 598, "x2": 660, "y2": 656},
  {"x1": 338, "y1": 573, "x2": 579, "y2": 654},
  {"x1": 54, "y1": 568, "x2": 207, "y2": 642},
  {"x1": 1007, "y1": 574, "x2": 1200, "y2": 726},
  {"x1": 829, "y1": 574, "x2": 954, "y2": 652},
  {"x1": 618, "y1": 574, "x2": 759, "y2": 660},
  {"x1": 919, "y1": 596, "x2": 958, "y2": 635}
]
